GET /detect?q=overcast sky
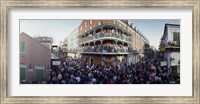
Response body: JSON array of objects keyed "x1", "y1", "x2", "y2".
[{"x1": 20, "y1": 19, "x2": 180, "y2": 49}]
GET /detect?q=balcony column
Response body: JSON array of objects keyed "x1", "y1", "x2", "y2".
[
  {"x1": 93, "y1": 41, "x2": 96, "y2": 64},
  {"x1": 92, "y1": 41, "x2": 95, "y2": 52},
  {"x1": 100, "y1": 40, "x2": 103, "y2": 66},
  {"x1": 114, "y1": 40, "x2": 117, "y2": 53},
  {"x1": 100, "y1": 27, "x2": 103, "y2": 38},
  {"x1": 100, "y1": 40, "x2": 103, "y2": 45},
  {"x1": 115, "y1": 40, "x2": 117, "y2": 44},
  {"x1": 122, "y1": 42, "x2": 125, "y2": 64},
  {"x1": 84, "y1": 43, "x2": 86, "y2": 52}
]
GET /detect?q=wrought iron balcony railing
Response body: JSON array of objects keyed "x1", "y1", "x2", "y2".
[{"x1": 79, "y1": 33, "x2": 132, "y2": 43}]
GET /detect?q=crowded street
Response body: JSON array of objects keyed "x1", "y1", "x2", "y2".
[
  {"x1": 20, "y1": 20, "x2": 180, "y2": 84},
  {"x1": 20, "y1": 52, "x2": 180, "y2": 84}
]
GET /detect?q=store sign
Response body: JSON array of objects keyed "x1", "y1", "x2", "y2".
[
  {"x1": 161, "y1": 61, "x2": 167, "y2": 66},
  {"x1": 52, "y1": 61, "x2": 61, "y2": 65}
]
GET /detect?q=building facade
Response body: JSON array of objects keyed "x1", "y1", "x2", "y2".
[
  {"x1": 78, "y1": 20, "x2": 150, "y2": 67},
  {"x1": 63, "y1": 26, "x2": 79, "y2": 58},
  {"x1": 20, "y1": 32, "x2": 51, "y2": 83},
  {"x1": 62, "y1": 38, "x2": 68, "y2": 52},
  {"x1": 159, "y1": 24, "x2": 180, "y2": 74}
]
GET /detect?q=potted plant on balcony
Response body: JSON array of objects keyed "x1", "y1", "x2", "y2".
[
  {"x1": 167, "y1": 40, "x2": 177, "y2": 48},
  {"x1": 159, "y1": 40, "x2": 166, "y2": 52}
]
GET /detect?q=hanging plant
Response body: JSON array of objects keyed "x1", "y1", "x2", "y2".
[
  {"x1": 159, "y1": 45, "x2": 166, "y2": 51},
  {"x1": 161, "y1": 40, "x2": 166, "y2": 46},
  {"x1": 167, "y1": 40, "x2": 177, "y2": 48}
]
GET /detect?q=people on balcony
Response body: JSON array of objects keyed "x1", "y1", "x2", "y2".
[
  {"x1": 67, "y1": 48, "x2": 78, "y2": 52},
  {"x1": 79, "y1": 29, "x2": 131, "y2": 43},
  {"x1": 79, "y1": 44, "x2": 134, "y2": 53}
]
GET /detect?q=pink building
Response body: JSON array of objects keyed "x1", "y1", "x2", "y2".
[{"x1": 20, "y1": 32, "x2": 51, "y2": 83}]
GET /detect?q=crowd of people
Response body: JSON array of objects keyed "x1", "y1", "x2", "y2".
[
  {"x1": 46, "y1": 55, "x2": 180, "y2": 84},
  {"x1": 20, "y1": 50, "x2": 180, "y2": 84},
  {"x1": 80, "y1": 44, "x2": 134, "y2": 53}
]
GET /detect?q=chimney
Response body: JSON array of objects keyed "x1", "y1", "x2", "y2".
[
  {"x1": 137, "y1": 29, "x2": 139, "y2": 33},
  {"x1": 134, "y1": 27, "x2": 137, "y2": 30},
  {"x1": 130, "y1": 23, "x2": 133, "y2": 28},
  {"x1": 122, "y1": 20, "x2": 129, "y2": 25}
]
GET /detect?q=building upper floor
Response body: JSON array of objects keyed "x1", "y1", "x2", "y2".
[
  {"x1": 63, "y1": 20, "x2": 151, "y2": 54},
  {"x1": 62, "y1": 26, "x2": 79, "y2": 50},
  {"x1": 159, "y1": 24, "x2": 180, "y2": 51},
  {"x1": 20, "y1": 32, "x2": 51, "y2": 63},
  {"x1": 78, "y1": 20, "x2": 150, "y2": 45}
]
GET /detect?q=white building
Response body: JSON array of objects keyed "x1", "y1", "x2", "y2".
[
  {"x1": 160, "y1": 24, "x2": 180, "y2": 74},
  {"x1": 63, "y1": 26, "x2": 79, "y2": 58}
]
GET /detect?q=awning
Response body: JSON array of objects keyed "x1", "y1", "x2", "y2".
[{"x1": 51, "y1": 53, "x2": 59, "y2": 59}]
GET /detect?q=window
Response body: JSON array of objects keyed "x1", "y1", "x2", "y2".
[
  {"x1": 89, "y1": 20, "x2": 93, "y2": 24},
  {"x1": 80, "y1": 26, "x2": 82, "y2": 31},
  {"x1": 20, "y1": 64, "x2": 26, "y2": 81},
  {"x1": 90, "y1": 26, "x2": 93, "y2": 30},
  {"x1": 20, "y1": 41, "x2": 26, "y2": 53},
  {"x1": 85, "y1": 21, "x2": 88, "y2": 27},
  {"x1": 35, "y1": 65, "x2": 44, "y2": 82},
  {"x1": 97, "y1": 22, "x2": 101, "y2": 26},
  {"x1": 173, "y1": 32, "x2": 180, "y2": 45},
  {"x1": 112, "y1": 20, "x2": 116, "y2": 24}
]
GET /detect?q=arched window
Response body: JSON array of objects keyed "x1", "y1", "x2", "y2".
[
  {"x1": 85, "y1": 21, "x2": 88, "y2": 27},
  {"x1": 89, "y1": 20, "x2": 93, "y2": 24}
]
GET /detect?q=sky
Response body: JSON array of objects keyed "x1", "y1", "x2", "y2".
[
  {"x1": 20, "y1": 19, "x2": 180, "y2": 49},
  {"x1": 129, "y1": 19, "x2": 180, "y2": 49},
  {"x1": 20, "y1": 20, "x2": 81, "y2": 45}
]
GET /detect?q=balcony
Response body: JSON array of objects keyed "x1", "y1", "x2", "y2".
[
  {"x1": 160, "y1": 40, "x2": 180, "y2": 50},
  {"x1": 80, "y1": 52, "x2": 130, "y2": 55},
  {"x1": 159, "y1": 40, "x2": 180, "y2": 51},
  {"x1": 79, "y1": 45, "x2": 136, "y2": 55},
  {"x1": 64, "y1": 49, "x2": 78, "y2": 53},
  {"x1": 79, "y1": 32, "x2": 132, "y2": 44}
]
